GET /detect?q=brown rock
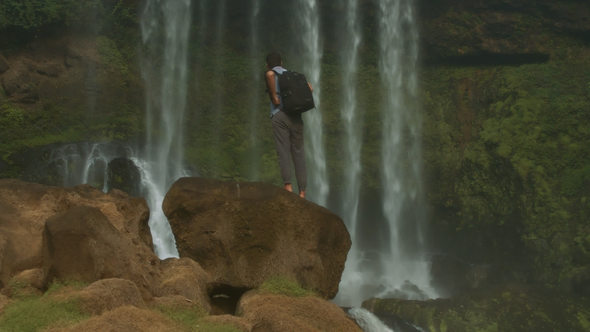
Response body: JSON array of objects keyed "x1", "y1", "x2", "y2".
[
  {"x1": 236, "y1": 291, "x2": 362, "y2": 332},
  {"x1": 163, "y1": 177, "x2": 351, "y2": 299},
  {"x1": 0, "y1": 179, "x2": 154, "y2": 289},
  {"x1": 74, "y1": 278, "x2": 146, "y2": 315},
  {"x1": 2, "y1": 268, "x2": 45, "y2": 298},
  {"x1": 150, "y1": 295, "x2": 201, "y2": 310},
  {"x1": 42, "y1": 205, "x2": 160, "y2": 299},
  {"x1": 50, "y1": 306, "x2": 181, "y2": 332},
  {"x1": 201, "y1": 314, "x2": 252, "y2": 332},
  {"x1": 156, "y1": 257, "x2": 211, "y2": 312}
]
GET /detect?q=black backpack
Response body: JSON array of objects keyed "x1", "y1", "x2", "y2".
[{"x1": 273, "y1": 70, "x2": 315, "y2": 115}]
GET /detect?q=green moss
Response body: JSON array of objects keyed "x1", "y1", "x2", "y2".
[
  {"x1": 0, "y1": 285, "x2": 89, "y2": 331},
  {"x1": 258, "y1": 276, "x2": 316, "y2": 298},
  {"x1": 97, "y1": 35, "x2": 129, "y2": 77}
]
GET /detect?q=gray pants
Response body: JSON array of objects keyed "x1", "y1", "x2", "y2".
[{"x1": 271, "y1": 111, "x2": 307, "y2": 191}]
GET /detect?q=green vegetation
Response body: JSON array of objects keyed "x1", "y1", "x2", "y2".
[
  {"x1": 0, "y1": 282, "x2": 88, "y2": 332},
  {"x1": 258, "y1": 276, "x2": 316, "y2": 297},
  {"x1": 365, "y1": 285, "x2": 590, "y2": 332},
  {"x1": 421, "y1": 38, "x2": 590, "y2": 290}
]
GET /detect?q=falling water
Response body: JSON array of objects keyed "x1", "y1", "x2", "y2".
[
  {"x1": 247, "y1": 0, "x2": 262, "y2": 180},
  {"x1": 376, "y1": 0, "x2": 436, "y2": 299},
  {"x1": 295, "y1": 0, "x2": 329, "y2": 205},
  {"x1": 140, "y1": 0, "x2": 192, "y2": 259},
  {"x1": 334, "y1": 0, "x2": 365, "y2": 306},
  {"x1": 348, "y1": 308, "x2": 395, "y2": 332},
  {"x1": 49, "y1": 142, "x2": 133, "y2": 191}
]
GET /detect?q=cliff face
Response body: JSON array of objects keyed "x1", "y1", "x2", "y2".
[{"x1": 416, "y1": 0, "x2": 590, "y2": 296}]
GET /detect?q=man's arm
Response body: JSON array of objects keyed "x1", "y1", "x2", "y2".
[{"x1": 265, "y1": 70, "x2": 280, "y2": 106}]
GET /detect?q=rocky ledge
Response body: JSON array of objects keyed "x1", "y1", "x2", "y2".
[{"x1": 0, "y1": 178, "x2": 359, "y2": 331}]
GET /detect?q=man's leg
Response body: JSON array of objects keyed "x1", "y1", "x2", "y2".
[
  {"x1": 272, "y1": 112, "x2": 293, "y2": 191},
  {"x1": 289, "y1": 115, "x2": 307, "y2": 198}
]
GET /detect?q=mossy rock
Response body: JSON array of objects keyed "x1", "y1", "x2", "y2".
[{"x1": 362, "y1": 284, "x2": 590, "y2": 332}]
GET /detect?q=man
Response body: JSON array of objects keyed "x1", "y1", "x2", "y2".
[{"x1": 265, "y1": 52, "x2": 308, "y2": 198}]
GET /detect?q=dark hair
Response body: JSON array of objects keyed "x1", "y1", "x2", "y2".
[{"x1": 266, "y1": 52, "x2": 282, "y2": 68}]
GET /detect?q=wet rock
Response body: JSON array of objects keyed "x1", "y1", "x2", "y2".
[
  {"x1": 107, "y1": 157, "x2": 141, "y2": 197},
  {"x1": 163, "y1": 177, "x2": 351, "y2": 299}
]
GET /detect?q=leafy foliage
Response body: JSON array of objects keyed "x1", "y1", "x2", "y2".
[{"x1": 422, "y1": 41, "x2": 590, "y2": 289}]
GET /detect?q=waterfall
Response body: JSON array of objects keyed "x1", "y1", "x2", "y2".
[
  {"x1": 50, "y1": 142, "x2": 133, "y2": 192},
  {"x1": 334, "y1": 0, "x2": 365, "y2": 307},
  {"x1": 247, "y1": 0, "x2": 262, "y2": 180},
  {"x1": 140, "y1": 0, "x2": 192, "y2": 259},
  {"x1": 348, "y1": 308, "x2": 395, "y2": 332},
  {"x1": 376, "y1": 0, "x2": 437, "y2": 299},
  {"x1": 295, "y1": 0, "x2": 329, "y2": 205}
]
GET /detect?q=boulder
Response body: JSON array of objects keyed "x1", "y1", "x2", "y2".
[
  {"x1": 70, "y1": 278, "x2": 146, "y2": 315},
  {"x1": 163, "y1": 177, "x2": 351, "y2": 299},
  {"x1": 2, "y1": 268, "x2": 45, "y2": 298},
  {"x1": 236, "y1": 291, "x2": 362, "y2": 332},
  {"x1": 0, "y1": 179, "x2": 154, "y2": 288},
  {"x1": 42, "y1": 206, "x2": 160, "y2": 299},
  {"x1": 156, "y1": 257, "x2": 211, "y2": 312}
]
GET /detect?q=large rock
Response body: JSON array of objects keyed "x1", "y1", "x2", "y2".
[
  {"x1": 156, "y1": 257, "x2": 211, "y2": 312},
  {"x1": 236, "y1": 291, "x2": 362, "y2": 332},
  {"x1": 0, "y1": 179, "x2": 154, "y2": 292},
  {"x1": 42, "y1": 206, "x2": 160, "y2": 298},
  {"x1": 163, "y1": 177, "x2": 351, "y2": 299},
  {"x1": 58, "y1": 278, "x2": 146, "y2": 315}
]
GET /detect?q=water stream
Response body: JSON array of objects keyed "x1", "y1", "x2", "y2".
[
  {"x1": 295, "y1": 0, "x2": 329, "y2": 204},
  {"x1": 139, "y1": 0, "x2": 193, "y2": 259}
]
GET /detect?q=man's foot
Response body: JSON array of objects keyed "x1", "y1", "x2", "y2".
[
  {"x1": 284, "y1": 183, "x2": 293, "y2": 192},
  {"x1": 299, "y1": 190, "x2": 306, "y2": 199}
]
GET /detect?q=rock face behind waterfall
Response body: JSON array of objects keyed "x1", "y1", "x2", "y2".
[{"x1": 163, "y1": 177, "x2": 351, "y2": 299}]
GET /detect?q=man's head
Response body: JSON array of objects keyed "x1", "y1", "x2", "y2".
[{"x1": 266, "y1": 52, "x2": 282, "y2": 68}]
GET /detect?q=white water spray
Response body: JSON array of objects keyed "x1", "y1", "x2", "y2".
[
  {"x1": 348, "y1": 308, "x2": 395, "y2": 332},
  {"x1": 247, "y1": 0, "x2": 262, "y2": 180},
  {"x1": 376, "y1": 0, "x2": 436, "y2": 299},
  {"x1": 295, "y1": 0, "x2": 329, "y2": 205},
  {"x1": 50, "y1": 143, "x2": 133, "y2": 192},
  {"x1": 140, "y1": 0, "x2": 192, "y2": 259},
  {"x1": 334, "y1": 0, "x2": 366, "y2": 307}
]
